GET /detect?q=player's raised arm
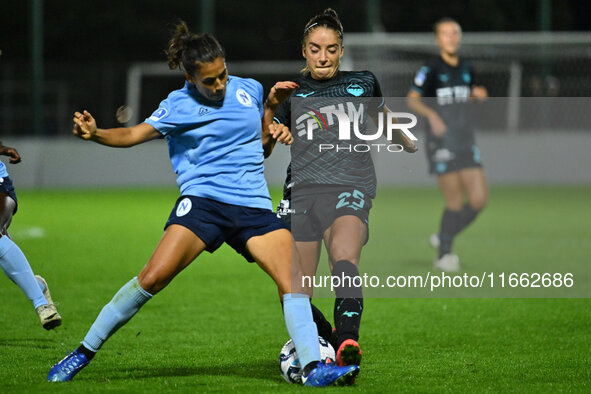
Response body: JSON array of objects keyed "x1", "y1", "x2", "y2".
[
  {"x1": 262, "y1": 81, "x2": 298, "y2": 157},
  {"x1": 0, "y1": 142, "x2": 21, "y2": 164},
  {"x1": 73, "y1": 110, "x2": 161, "y2": 148}
]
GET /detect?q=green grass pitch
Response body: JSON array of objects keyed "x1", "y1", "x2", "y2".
[{"x1": 1, "y1": 186, "x2": 589, "y2": 392}]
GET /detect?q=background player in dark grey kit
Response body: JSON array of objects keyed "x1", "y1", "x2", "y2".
[
  {"x1": 271, "y1": 8, "x2": 416, "y2": 370},
  {"x1": 407, "y1": 18, "x2": 488, "y2": 272}
]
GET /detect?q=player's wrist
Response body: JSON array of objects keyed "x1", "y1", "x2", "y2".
[{"x1": 264, "y1": 98, "x2": 278, "y2": 111}]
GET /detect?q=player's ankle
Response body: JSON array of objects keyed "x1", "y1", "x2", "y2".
[
  {"x1": 77, "y1": 345, "x2": 96, "y2": 361},
  {"x1": 303, "y1": 360, "x2": 319, "y2": 377}
]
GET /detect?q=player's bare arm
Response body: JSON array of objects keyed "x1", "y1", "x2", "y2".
[
  {"x1": 262, "y1": 81, "x2": 298, "y2": 156},
  {"x1": 73, "y1": 110, "x2": 161, "y2": 147},
  {"x1": 407, "y1": 90, "x2": 447, "y2": 137},
  {"x1": 381, "y1": 105, "x2": 418, "y2": 153},
  {"x1": 0, "y1": 142, "x2": 21, "y2": 164}
]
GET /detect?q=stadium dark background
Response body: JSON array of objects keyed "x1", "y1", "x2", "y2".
[{"x1": 1, "y1": 0, "x2": 590, "y2": 135}]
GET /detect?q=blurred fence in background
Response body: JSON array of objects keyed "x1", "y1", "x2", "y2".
[{"x1": 1, "y1": 32, "x2": 591, "y2": 137}]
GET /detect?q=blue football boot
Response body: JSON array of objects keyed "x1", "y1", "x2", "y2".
[
  {"x1": 302, "y1": 361, "x2": 359, "y2": 386},
  {"x1": 47, "y1": 349, "x2": 91, "y2": 382}
]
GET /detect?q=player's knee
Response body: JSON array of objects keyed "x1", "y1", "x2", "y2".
[
  {"x1": 329, "y1": 251, "x2": 359, "y2": 265},
  {"x1": 443, "y1": 194, "x2": 463, "y2": 210},
  {"x1": 469, "y1": 193, "x2": 487, "y2": 211},
  {"x1": 327, "y1": 243, "x2": 361, "y2": 264},
  {"x1": 137, "y1": 272, "x2": 167, "y2": 295}
]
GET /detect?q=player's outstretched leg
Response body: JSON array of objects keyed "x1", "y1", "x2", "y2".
[{"x1": 48, "y1": 277, "x2": 152, "y2": 382}]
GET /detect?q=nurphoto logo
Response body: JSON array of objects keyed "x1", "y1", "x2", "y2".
[{"x1": 295, "y1": 101, "x2": 418, "y2": 152}]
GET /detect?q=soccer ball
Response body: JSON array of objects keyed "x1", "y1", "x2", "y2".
[{"x1": 279, "y1": 336, "x2": 335, "y2": 384}]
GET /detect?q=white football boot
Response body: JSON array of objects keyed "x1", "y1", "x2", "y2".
[{"x1": 433, "y1": 253, "x2": 460, "y2": 272}]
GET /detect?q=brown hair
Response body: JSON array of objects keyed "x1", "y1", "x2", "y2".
[
  {"x1": 433, "y1": 17, "x2": 462, "y2": 35},
  {"x1": 302, "y1": 8, "x2": 344, "y2": 46},
  {"x1": 165, "y1": 21, "x2": 225, "y2": 76}
]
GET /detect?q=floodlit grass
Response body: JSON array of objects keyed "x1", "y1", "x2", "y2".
[{"x1": 1, "y1": 187, "x2": 589, "y2": 392}]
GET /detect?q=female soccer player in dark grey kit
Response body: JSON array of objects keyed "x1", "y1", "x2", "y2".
[
  {"x1": 407, "y1": 18, "x2": 488, "y2": 272},
  {"x1": 271, "y1": 9, "x2": 417, "y2": 372},
  {"x1": 47, "y1": 21, "x2": 358, "y2": 387},
  {"x1": 0, "y1": 142, "x2": 61, "y2": 330}
]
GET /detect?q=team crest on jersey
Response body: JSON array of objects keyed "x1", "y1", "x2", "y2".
[
  {"x1": 463, "y1": 72, "x2": 471, "y2": 83},
  {"x1": 236, "y1": 89, "x2": 253, "y2": 107},
  {"x1": 176, "y1": 198, "x2": 192, "y2": 217},
  {"x1": 149, "y1": 108, "x2": 168, "y2": 121},
  {"x1": 439, "y1": 74, "x2": 449, "y2": 83},
  {"x1": 198, "y1": 107, "x2": 210, "y2": 116},
  {"x1": 346, "y1": 83, "x2": 364, "y2": 97}
]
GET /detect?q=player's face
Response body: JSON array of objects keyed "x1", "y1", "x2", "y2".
[
  {"x1": 436, "y1": 22, "x2": 461, "y2": 55},
  {"x1": 188, "y1": 57, "x2": 228, "y2": 101},
  {"x1": 303, "y1": 27, "x2": 343, "y2": 80}
]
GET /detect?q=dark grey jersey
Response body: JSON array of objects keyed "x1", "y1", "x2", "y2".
[
  {"x1": 411, "y1": 57, "x2": 476, "y2": 153},
  {"x1": 274, "y1": 71, "x2": 384, "y2": 199}
]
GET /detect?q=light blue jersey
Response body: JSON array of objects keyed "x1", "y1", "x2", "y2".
[
  {"x1": 0, "y1": 161, "x2": 8, "y2": 178},
  {"x1": 145, "y1": 76, "x2": 271, "y2": 210}
]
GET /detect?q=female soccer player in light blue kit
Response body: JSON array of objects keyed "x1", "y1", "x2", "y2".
[
  {"x1": 47, "y1": 21, "x2": 358, "y2": 386},
  {"x1": 0, "y1": 142, "x2": 61, "y2": 330}
]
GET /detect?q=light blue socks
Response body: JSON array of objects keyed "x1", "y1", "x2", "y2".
[
  {"x1": 83, "y1": 277, "x2": 152, "y2": 352},
  {"x1": 283, "y1": 293, "x2": 321, "y2": 369},
  {"x1": 0, "y1": 235, "x2": 47, "y2": 308}
]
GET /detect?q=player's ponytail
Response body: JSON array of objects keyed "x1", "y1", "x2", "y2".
[{"x1": 166, "y1": 20, "x2": 225, "y2": 76}]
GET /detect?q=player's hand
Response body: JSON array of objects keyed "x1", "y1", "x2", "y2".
[
  {"x1": 398, "y1": 134, "x2": 418, "y2": 153},
  {"x1": 0, "y1": 143, "x2": 21, "y2": 164},
  {"x1": 428, "y1": 113, "x2": 447, "y2": 137},
  {"x1": 266, "y1": 81, "x2": 299, "y2": 108},
  {"x1": 268, "y1": 122, "x2": 293, "y2": 145},
  {"x1": 471, "y1": 85, "x2": 488, "y2": 101},
  {"x1": 73, "y1": 110, "x2": 98, "y2": 140}
]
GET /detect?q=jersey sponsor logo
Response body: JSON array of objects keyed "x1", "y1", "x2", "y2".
[
  {"x1": 295, "y1": 91, "x2": 315, "y2": 97},
  {"x1": 346, "y1": 83, "x2": 364, "y2": 96},
  {"x1": 176, "y1": 198, "x2": 192, "y2": 217},
  {"x1": 435, "y1": 86, "x2": 471, "y2": 105},
  {"x1": 414, "y1": 66, "x2": 429, "y2": 87},
  {"x1": 149, "y1": 108, "x2": 168, "y2": 121},
  {"x1": 236, "y1": 88, "x2": 253, "y2": 107},
  {"x1": 298, "y1": 108, "x2": 328, "y2": 137},
  {"x1": 198, "y1": 107, "x2": 210, "y2": 116}
]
